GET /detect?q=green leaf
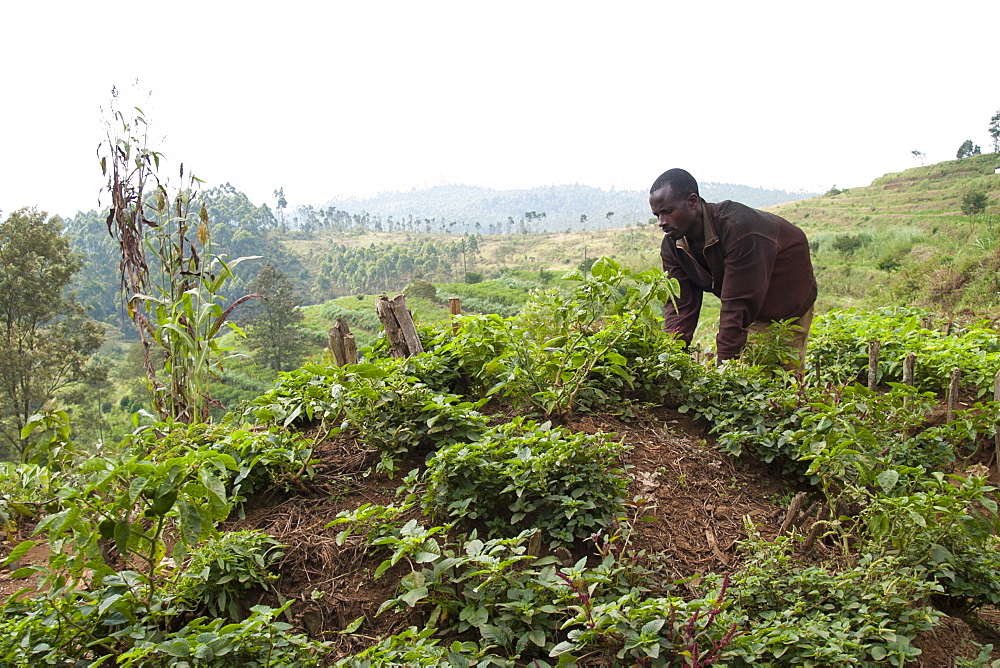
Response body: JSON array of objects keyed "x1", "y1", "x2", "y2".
[
  {"x1": 9, "y1": 566, "x2": 43, "y2": 579},
  {"x1": 342, "y1": 616, "x2": 365, "y2": 633},
  {"x1": 178, "y1": 499, "x2": 203, "y2": 546},
  {"x1": 2, "y1": 540, "x2": 36, "y2": 567},
  {"x1": 114, "y1": 519, "x2": 131, "y2": 558},
  {"x1": 200, "y1": 469, "x2": 228, "y2": 509},
  {"x1": 159, "y1": 639, "x2": 193, "y2": 657},
  {"x1": 641, "y1": 618, "x2": 666, "y2": 635},
  {"x1": 149, "y1": 490, "x2": 178, "y2": 516},
  {"x1": 550, "y1": 640, "x2": 578, "y2": 656},
  {"x1": 401, "y1": 586, "x2": 428, "y2": 607},
  {"x1": 876, "y1": 469, "x2": 899, "y2": 493},
  {"x1": 930, "y1": 544, "x2": 953, "y2": 563}
]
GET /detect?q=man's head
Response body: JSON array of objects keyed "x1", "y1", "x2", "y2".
[{"x1": 649, "y1": 168, "x2": 701, "y2": 241}]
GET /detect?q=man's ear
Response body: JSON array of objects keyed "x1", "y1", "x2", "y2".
[{"x1": 687, "y1": 193, "x2": 699, "y2": 208}]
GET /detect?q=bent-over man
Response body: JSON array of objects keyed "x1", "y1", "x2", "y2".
[{"x1": 650, "y1": 168, "x2": 817, "y2": 367}]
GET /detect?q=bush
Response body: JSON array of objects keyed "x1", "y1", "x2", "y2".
[
  {"x1": 172, "y1": 530, "x2": 284, "y2": 620},
  {"x1": 421, "y1": 418, "x2": 629, "y2": 547}
]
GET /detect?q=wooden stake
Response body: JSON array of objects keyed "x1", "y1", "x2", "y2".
[
  {"x1": 448, "y1": 297, "x2": 462, "y2": 335},
  {"x1": 947, "y1": 367, "x2": 961, "y2": 422},
  {"x1": 902, "y1": 353, "x2": 916, "y2": 408},
  {"x1": 779, "y1": 491, "x2": 807, "y2": 536},
  {"x1": 994, "y1": 371, "x2": 1000, "y2": 467},
  {"x1": 902, "y1": 353, "x2": 915, "y2": 386},
  {"x1": 867, "y1": 340, "x2": 880, "y2": 390}
]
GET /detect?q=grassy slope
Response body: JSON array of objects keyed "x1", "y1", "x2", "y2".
[{"x1": 768, "y1": 153, "x2": 1000, "y2": 314}]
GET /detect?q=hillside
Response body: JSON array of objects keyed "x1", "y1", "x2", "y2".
[
  {"x1": 5, "y1": 270, "x2": 1000, "y2": 664},
  {"x1": 765, "y1": 153, "x2": 1000, "y2": 315}
]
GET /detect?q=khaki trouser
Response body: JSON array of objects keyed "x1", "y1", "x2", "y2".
[{"x1": 747, "y1": 307, "x2": 814, "y2": 372}]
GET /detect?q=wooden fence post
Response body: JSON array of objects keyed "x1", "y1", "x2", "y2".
[
  {"x1": 327, "y1": 318, "x2": 357, "y2": 367},
  {"x1": 448, "y1": 297, "x2": 462, "y2": 335},
  {"x1": 867, "y1": 340, "x2": 880, "y2": 390},
  {"x1": 902, "y1": 353, "x2": 916, "y2": 408},
  {"x1": 994, "y1": 371, "x2": 1000, "y2": 466},
  {"x1": 947, "y1": 367, "x2": 961, "y2": 422},
  {"x1": 375, "y1": 294, "x2": 424, "y2": 358}
]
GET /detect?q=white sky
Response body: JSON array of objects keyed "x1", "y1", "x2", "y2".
[{"x1": 1, "y1": 1, "x2": 996, "y2": 218}]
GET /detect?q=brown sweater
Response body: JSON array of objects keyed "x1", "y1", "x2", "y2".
[{"x1": 660, "y1": 199, "x2": 816, "y2": 360}]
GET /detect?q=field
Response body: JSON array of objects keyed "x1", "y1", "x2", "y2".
[{"x1": 2, "y1": 157, "x2": 1000, "y2": 665}]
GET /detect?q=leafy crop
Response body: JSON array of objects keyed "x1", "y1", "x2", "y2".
[
  {"x1": 728, "y1": 530, "x2": 942, "y2": 666},
  {"x1": 809, "y1": 307, "x2": 1000, "y2": 395},
  {"x1": 421, "y1": 418, "x2": 629, "y2": 547}
]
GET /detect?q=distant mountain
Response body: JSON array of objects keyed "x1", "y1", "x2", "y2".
[{"x1": 318, "y1": 183, "x2": 818, "y2": 234}]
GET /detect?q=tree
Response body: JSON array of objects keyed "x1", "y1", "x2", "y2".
[
  {"x1": 961, "y1": 190, "x2": 989, "y2": 218},
  {"x1": 957, "y1": 140, "x2": 982, "y2": 159},
  {"x1": 989, "y1": 109, "x2": 1000, "y2": 153},
  {"x1": 243, "y1": 265, "x2": 310, "y2": 372},
  {"x1": 0, "y1": 208, "x2": 104, "y2": 457},
  {"x1": 273, "y1": 186, "x2": 287, "y2": 231},
  {"x1": 911, "y1": 150, "x2": 926, "y2": 165}
]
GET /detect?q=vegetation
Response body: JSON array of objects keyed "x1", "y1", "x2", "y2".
[
  {"x1": 0, "y1": 208, "x2": 103, "y2": 457},
  {"x1": 5, "y1": 129, "x2": 1000, "y2": 663},
  {"x1": 5, "y1": 273, "x2": 1000, "y2": 663},
  {"x1": 243, "y1": 264, "x2": 312, "y2": 372}
]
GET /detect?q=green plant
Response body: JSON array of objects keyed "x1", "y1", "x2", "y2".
[
  {"x1": 335, "y1": 626, "x2": 509, "y2": 667},
  {"x1": 727, "y1": 528, "x2": 942, "y2": 666},
  {"x1": 251, "y1": 358, "x2": 488, "y2": 474},
  {"x1": 495, "y1": 258, "x2": 679, "y2": 417},
  {"x1": 860, "y1": 467, "x2": 1000, "y2": 613},
  {"x1": 421, "y1": 418, "x2": 629, "y2": 547},
  {"x1": 375, "y1": 529, "x2": 644, "y2": 662},
  {"x1": 172, "y1": 530, "x2": 284, "y2": 620},
  {"x1": 118, "y1": 602, "x2": 331, "y2": 666},
  {"x1": 100, "y1": 100, "x2": 258, "y2": 423},
  {"x1": 7, "y1": 437, "x2": 236, "y2": 608},
  {"x1": 551, "y1": 579, "x2": 739, "y2": 666},
  {"x1": 138, "y1": 419, "x2": 319, "y2": 502}
]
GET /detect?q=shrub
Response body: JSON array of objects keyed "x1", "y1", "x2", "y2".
[
  {"x1": 172, "y1": 530, "x2": 285, "y2": 620},
  {"x1": 421, "y1": 418, "x2": 629, "y2": 547},
  {"x1": 727, "y1": 531, "x2": 942, "y2": 666}
]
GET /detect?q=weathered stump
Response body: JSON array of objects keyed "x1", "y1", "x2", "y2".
[
  {"x1": 375, "y1": 294, "x2": 424, "y2": 358},
  {"x1": 327, "y1": 318, "x2": 357, "y2": 367}
]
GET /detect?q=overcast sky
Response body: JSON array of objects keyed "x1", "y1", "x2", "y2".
[{"x1": 2, "y1": 1, "x2": 996, "y2": 218}]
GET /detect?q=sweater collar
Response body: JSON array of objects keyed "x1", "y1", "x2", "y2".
[{"x1": 676, "y1": 197, "x2": 717, "y2": 253}]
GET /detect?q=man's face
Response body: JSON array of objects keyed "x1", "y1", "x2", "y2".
[{"x1": 650, "y1": 186, "x2": 699, "y2": 241}]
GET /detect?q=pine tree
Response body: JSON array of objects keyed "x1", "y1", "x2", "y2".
[{"x1": 244, "y1": 265, "x2": 311, "y2": 371}]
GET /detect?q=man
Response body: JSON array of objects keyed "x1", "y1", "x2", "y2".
[{"x1": 650, "y1": 168, "x2": 816, "y2": 367}]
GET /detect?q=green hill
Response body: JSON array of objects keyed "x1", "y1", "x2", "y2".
[{"x1": 766, "y1": 153, "x2": 1000, "y2": 315}]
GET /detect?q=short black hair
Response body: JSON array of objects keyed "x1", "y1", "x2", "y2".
[{"x1": 650, "y1": 168, "x2": 699, "y2": 197}]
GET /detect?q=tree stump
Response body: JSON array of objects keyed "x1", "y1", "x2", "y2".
[
  {"x1": 947, "y1": 367, "x2": 961, "y2": 422},
  {"x1": 327, "y1": 318, "x2": 357, "y2": 367},
  {"x1": 375, "y1": 294, "x2": 424, "y2": 358},
  {"x1": 994, "y1": 371, "x2": 1000, "y2": 466}
]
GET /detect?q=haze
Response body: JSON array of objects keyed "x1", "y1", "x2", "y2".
[{"x1": 1, "y1": 1, "x2": 995, "y2": 218}]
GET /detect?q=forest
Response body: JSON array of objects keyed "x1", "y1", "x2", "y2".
[{"x1": 1, "y1": 105, "x2": 1000, "y2": 665}]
